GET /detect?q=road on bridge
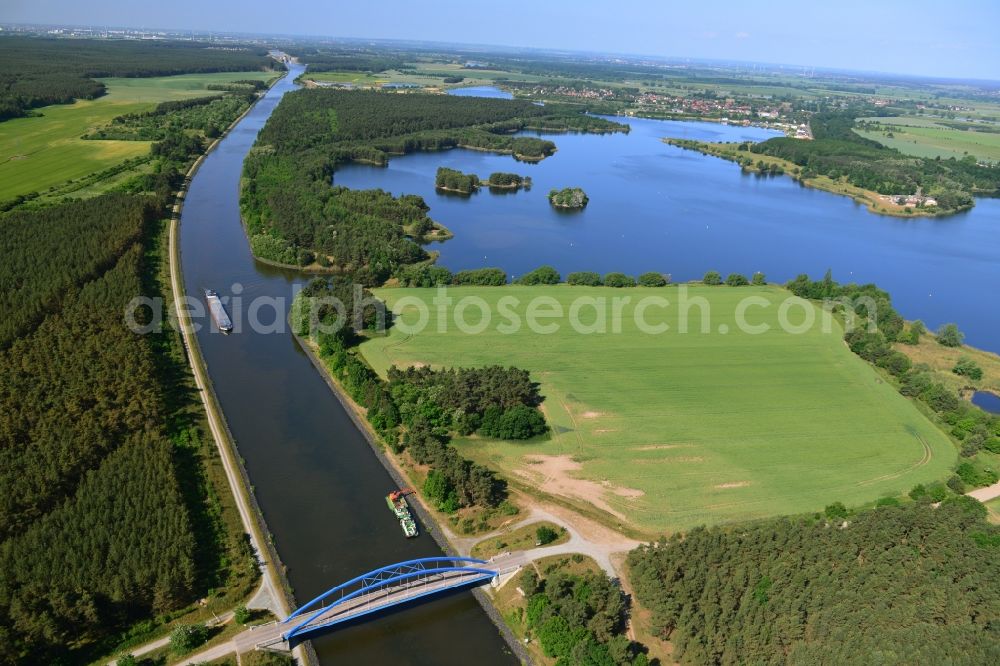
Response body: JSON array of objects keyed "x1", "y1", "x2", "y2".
[{"x1": 233, "y1": 556, "x2": 523, "y2": 652}]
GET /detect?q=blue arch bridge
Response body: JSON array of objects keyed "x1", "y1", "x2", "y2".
[{"x1": 234, "y1": 553, "x2": 525, "y2": 652}]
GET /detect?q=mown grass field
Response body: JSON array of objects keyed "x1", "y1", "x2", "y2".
[
  {"x1": 0, "y1": 70, "x2": 277, "y2": 201},
  {"x1": 361, "y1": 285, "x2": 956, "y2": 534},
  {"x1": 855, "y1": 116, "x2": 1000, "y2": 162}
]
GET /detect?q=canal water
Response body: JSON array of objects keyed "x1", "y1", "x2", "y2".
[
  {"x1": 179, "y1": 65, "x2": 516, "y2": 665},
  {"x1": 336, "y1": 89, "x2": 1000, "y2": 352}
]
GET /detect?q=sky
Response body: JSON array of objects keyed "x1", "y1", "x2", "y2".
[{"x1": 2, "y1": 0, "x2": 998, "y2": 80}]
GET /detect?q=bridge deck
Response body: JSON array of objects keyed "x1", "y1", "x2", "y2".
[{"x1": 231, "y1": 553, "x2": 526, "y2": 653}]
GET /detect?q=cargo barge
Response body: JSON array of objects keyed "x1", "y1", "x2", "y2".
[
  {"x1": 205, "y1": 289, "x2": 233, "y2": 333},
  {"x1": 386, "y1": 489, "x2": 418, "y2": 538}
]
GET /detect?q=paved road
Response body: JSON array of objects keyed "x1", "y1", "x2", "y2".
[
  {"x1": 457, "y1": 505, "x2": 641, "y2": 577},
  {"x1": 174, "y1": 638, "x2": 243, "y2": 666}
]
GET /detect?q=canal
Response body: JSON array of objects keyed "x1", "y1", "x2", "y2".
[{"x1": 179, "y1": 64, "x2": 517, "y2": 665}]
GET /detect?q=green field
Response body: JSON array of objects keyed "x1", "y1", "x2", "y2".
[
  {"x1": 361, "y1": 285, "x2": 955, "y2": 533},
  {"x1": 0, "y1": 70, "x2": 277, "y2": 201},
  {"x1": 305, "y1": 70, "x2": 390, "y2": 86},
  {"x1": 855, "y1": 116, "x2": 1000, "y2": 162},
  {"x1": 304, "y1": 62, "x2": 541, "y2": 90}
]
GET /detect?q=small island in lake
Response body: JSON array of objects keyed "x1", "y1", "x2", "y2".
[
  {"x1": 437, "y1": 168, "x2": 533, "y2": 194},
  {"x1": 485, "y1": 172, "x2": 531, "y2": 190},
  {"x1": 548, "y1": 187, "x2": 589, "y2": 209},
  {"x1": 435, "y1": 167, "x2": 480, "y2": 194}
]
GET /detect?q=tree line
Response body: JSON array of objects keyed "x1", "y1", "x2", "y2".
[
  {"x1": 396, "y1": 264, "x2": 683, "y2": 288},
  {"x1": 0, "y1": 36, "x2": 273, "y2": 121}
]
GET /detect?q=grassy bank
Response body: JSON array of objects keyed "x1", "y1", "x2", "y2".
[
  {"x1": 895, "y1": 333, "x2": 1000, "y2": 396},
  {"x1": 470, "y1": 521, "x2": 569, "y2": 559},
  {"x1": 361, "y1": 284, "x2": 956, "y2": 534}
]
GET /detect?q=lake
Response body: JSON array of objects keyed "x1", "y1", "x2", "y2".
[
  {"x1": 972, "y1": 391, "x2": 1000, "y2": 414},
  {"x1": 334, "y1": 89, "x2": 1000, "y2": 352},
  {"x1": 448, "y1": 86, "x2": 514, "y2": 99}
]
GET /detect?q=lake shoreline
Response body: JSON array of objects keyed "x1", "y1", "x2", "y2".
[{"x1": 665, "y1": 138, "x2": 973, "y2": 218}]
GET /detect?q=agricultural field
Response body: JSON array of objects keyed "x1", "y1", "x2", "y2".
[
  {"x1": 855, "y1": 115, "x2": 1000, "y2": 162},
  {"x1": 303, "y1": 70, "x2": 390, "y2": 86},
  {"x1": 0, "y1": 70, "x2": 277, "y2": 201},
  {"x1": 361, "y1": 285, "x2": 956, "y2": 535},
  {"x1": 304, "y1": 62, "x2": 545, "y2": 90}
]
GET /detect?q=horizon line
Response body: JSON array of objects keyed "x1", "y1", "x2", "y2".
[{"x1": 2, "y1": 19, "x2": 998, "y2": 86}]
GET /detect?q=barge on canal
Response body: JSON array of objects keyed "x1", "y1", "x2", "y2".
[
  {"x1": 205, "y1": 289, "x2": 233, "y2": 333},
  {"x1": 386, "y1": 489, "x2": 419, "y2": 538}
]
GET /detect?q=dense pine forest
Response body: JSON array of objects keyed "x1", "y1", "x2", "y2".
[
  {"x1": 0, "y1": 36, "x2": 273, "y2": 121},
  {"x1": 750, "y1": 111, "x2": 1000, "y2": 211},
  {"x1": 0, "y1": 195, "x2": 150, "y2": 348},
  {"x1": 0, "y1": 49, "x2": 269, "y2": 656},
  {"x1": 240, "y1": 88, "x2": 625, "y2": 280},
  {"x1": 0, "y1": 193, "x2": 252, "y2": 663},
  {"x1": 627, "y1": 498, "x2": 1000, "y2": 664}
]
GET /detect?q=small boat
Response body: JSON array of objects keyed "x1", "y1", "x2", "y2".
[
  {"x1": 205, "y1": 289, "x2": 233, "y2": 333},
  {"x1": 386, "y1": 489, "x2": 419, "y2": 538}
]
